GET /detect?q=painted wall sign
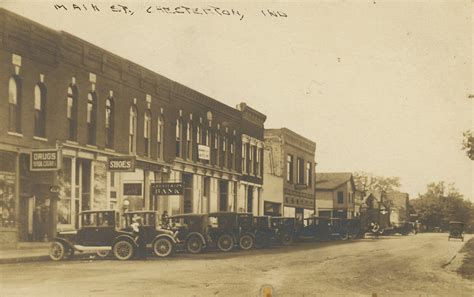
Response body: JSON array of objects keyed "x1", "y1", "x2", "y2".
[
  {"x1": 107, "y1": 156, "x2": 136, "y2": 172},
  {"x1": 30, "y1": 149, "x2": 61, "y2": 171},
  {"x1": 151, "y1": 183, "x2": 184, "y2": 195}
]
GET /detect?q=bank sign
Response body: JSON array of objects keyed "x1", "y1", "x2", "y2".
[
  {"x1": 151, "y1": 183, "x2": 184, "y2": 195},
  {"x1": 30, "y1": 149, "x2": 61, "y2": 171},
  {"x1": 107, "y1": 156, "x2": 136, "y2": 172}
]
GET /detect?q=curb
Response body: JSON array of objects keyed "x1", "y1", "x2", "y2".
[{"x1": 0, "y1": 255, "x2": 50, "y2": 264}]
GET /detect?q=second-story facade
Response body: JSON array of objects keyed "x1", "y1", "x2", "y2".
[{"x1": 262, "y1": 128, "x2": 316, "y2": 220}]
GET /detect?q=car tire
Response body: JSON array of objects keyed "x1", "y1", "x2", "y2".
[
  {"x1": 113, "y1": 240, "x2": 135, "y2": 261},
  {"x1": 217, "y1": 234, "x2": 234, "y2": 252},
  {"x1": 96, "y1": 250, "x2": 110, "y2": 258},
  {"x1": 239, "y1": 234, "x2": 254, "y2": 250},
  {"x1": 153, "y1": 238, "x2": 174, "y2": 257},
  {"x1": 186, "y1": 235, "x2": 203, "y2": 254},
  {"x1": 280, "y1": 232, "x2": 293, "y2": 246},
  {"x1": 50, "y1": 241, "x2": 66, "y2": 261},
  {"x1": 339, "y1": 229, "x2": 350, "y2": 241}
]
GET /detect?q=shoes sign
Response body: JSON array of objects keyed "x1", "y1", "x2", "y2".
[
  {"x1": 30, "y1": 149, "x2": 61, "y2": 171},
  {"x1": 107, "y1": 156, "x2": 136, "y2": 172}
]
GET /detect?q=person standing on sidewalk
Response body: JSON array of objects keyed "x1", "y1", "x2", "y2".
[{"x1": 135, "y1": 217, "x2": 147, "y2": 259}]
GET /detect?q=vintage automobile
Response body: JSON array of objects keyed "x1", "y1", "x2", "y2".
[
  {"x1": 49, "y1": 210, "x2": 138, "y2": 261},
  {"x1": 269, "y1": 216, "x2": 297, "y2": 245},
  {"x1": 296, "y1": 216, "x2": 333, "y2": 241},
  {"x1": 448, "y1": 221, "x2": 465, "y2": 241},
  {"x1": 169, "y1": 213, "x2": 210, "y2": 254},
  {"x1": 253, "y1": 216, "x2": 274, "y2": 248},
  {"x1": 208, "y1": 212, "x2": 256, "y2": 252},
  {"x1": 123, "y1": 211, "x2": 177, "y2": 257}
]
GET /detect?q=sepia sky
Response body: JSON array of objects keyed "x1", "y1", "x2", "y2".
[{"x1": 1, "y1": 0, "x2": 472, "y2": 200}]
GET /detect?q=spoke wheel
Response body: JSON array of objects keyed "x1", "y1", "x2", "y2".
[
  {"x1": 239, "y1": 234, "x2": 254, "y2": 250},
  {"x1": 113, "y1": 240, "x2": 135, "y2": 261},
  {"x1": 339, "y1": 230, "x2": 349, "y2": 241},
  {"x1": 96, "y1": 250, "x2": 110, "y2": 258},
  {"x1": 217, "y1": 234, "x2": 234, "y2": 252},
  {"x1": 280, "y1": 232, "x2": 293, "y2": 246},
  {"x1": 50, "y1": 241, "x2": 66, "y2": 261},
  {"x1": 186, "y1": 236, "x2": 203, "y2": 254},
  {"x1": 153, "y1": 238, "x2": 173, "y2": 257}
]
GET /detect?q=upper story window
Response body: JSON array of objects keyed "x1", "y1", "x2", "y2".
[
  {"x1": 34, "y1": 84, "x2": 47, "y2": 138},
  {"x1": 196, "y1": 125, "x2": 201, "y2": 145},
  {"x1": 306, "y1": 162, "x2": 312, "y2": 186},
  {"x1": 249, "y1": 145, "x2": 254, "y2": 175},
  {"x1": 105, "y1": 97, "x2": 114, "y2": 149},
  {"x1": 144, "y1": 110, "x2": 152, "y2": 156},
  {"x1": 8, "y1": 76, "x2": 22, "y2": 133},
  {"x1": 186, "y1": 122, "x2": 193, "y2": 160},
  {"x1": 129, "y1": 105, "x2": 138, "y2": 154},
  {"x1": 242, "y1": 143, "x2": 248, "y2": 174},
  {"x1": 86, "y1": 92, "x2": 97, "y2": 145},
  {"x1": 229, "y1": 140, "x2": 235, "y2": 170},
  {"x1": 256, "y1": 147, "x2": 261, "y2": 177},
  {"x1": 297, "y1": 158, "x2": 305, "y2": 184},
  {"x1": 157, "y1": 116, "x2": 164, "y2": 159},
  {"x1": 66, "y1": 86, "x2": 78, "y2": 141},
  {"x1": 337, "y1": 191, "x2": 344, "y2": 204},
  {"x1": 286, "y1": 154, "x2": 294, "y2": 183},
  {"x1": 176, "y1": 118, "x2": 182, "y2": 157}
]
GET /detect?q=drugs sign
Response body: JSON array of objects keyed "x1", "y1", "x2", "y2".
[
  {"x1": 151, "y1": 183, "x2": 184, "y2": 195},
  {"x1": 30, "y1": 149, "x2": 61, "y2": 171}
]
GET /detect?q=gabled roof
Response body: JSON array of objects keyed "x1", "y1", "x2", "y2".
[
  {"x1": 315, "y1": 172, "x2": 354, "y2": 190},
  {"x1": 386, "y1": 192, "x2": 409, "y2": 208}
]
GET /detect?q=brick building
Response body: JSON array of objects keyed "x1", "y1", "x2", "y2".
[
  {"x1": 0, "y1": 8, "x2": 265, "y2": 247},
  {"x1": 262, "y1": 128, "x2": 316, "y2": 220}
]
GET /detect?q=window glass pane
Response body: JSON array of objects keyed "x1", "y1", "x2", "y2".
[
  {"x1": 58, "y1": 158, "x2": 72, "y2": 224},
  {"x1": 8, "y1": 78, "x2": 17, "y2": 104},
  {"x1": 34, "y1": 85, "x2": 42, "y2": 110}
]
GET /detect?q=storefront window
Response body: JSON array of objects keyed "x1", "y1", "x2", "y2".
[
  {"x1": 0, "y1": 151, "x2": 16, "y2": 228},
  {"x1": 93, "y1": 161, "x2": 107, "y2": 210},
  {"x1": 57, "y1": 158, "x2": 72, "y2": 225}
]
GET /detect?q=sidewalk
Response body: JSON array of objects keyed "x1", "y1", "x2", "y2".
[{"x1": 0, "y1": 242, "x2": 50, "y2": 264}]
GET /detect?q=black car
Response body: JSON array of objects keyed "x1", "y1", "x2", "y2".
[
  {"x1": 297, "y1": 216, "x2": 331, "y2": 241},
  {"x1": 169, "y1": 213, "x2": 210, "y2": 254},
  {"x1": 208, "y1": 212, "x2": 256, "y2": 252},
  {"x1": 49, "y1": 210, "x2": 137, "y2": 261},
  {"x1": 253, "y1": 216, "x2": 274, "y2": 248},
  {"x1": 448, "y1": 221, "x2": 464, "y2": 241},
  {"x1": 123, "y1": 211, "x2": 177, "y2": 257},
  {"x1": 270, "y1": 216, "x2": 297, "y2": 245}
]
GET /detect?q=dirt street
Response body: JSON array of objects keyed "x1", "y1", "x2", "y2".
[{"x1": 1, "y1": 233, "x2": 472, "y2": 297}]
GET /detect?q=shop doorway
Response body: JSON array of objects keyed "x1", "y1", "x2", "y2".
[
  {"x1": 219, "y1": 180, "x2": 228, "y2": 211},
  {"x1": 247, "y1": 186, "x2": 254, "y2": 213},
  {"x1": 183, "y1": 174, "x2": 193, "y2": 213}
]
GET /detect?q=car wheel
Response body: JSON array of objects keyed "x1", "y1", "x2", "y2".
[
  {"x1": 217, "y1": 234, "x2": 234, "y2": 252},
  {"x1": 239, "y1": 234, "x2": 254, "y2": 250},
  {"x1": 50, "y1": 241, "x2": 66, "y2": 261},
  {"x1": 153, "y1": 238, "x2": 173, "y2": 257},
  {"x1": 339, "y1": 231, "x2": 349, "y2": 241},
  {"x1": 280, "y1": 232, "x2": 293, "y2": 246},
  {"x1": 96, "y1": 250, "x2": 110, "y2": 258},
  {"x1": 186, "y1": 235, "x2": 203, "y2": 254},
  {"x1": 113, "y1": 240, "x2": 135, "y2": 261}
]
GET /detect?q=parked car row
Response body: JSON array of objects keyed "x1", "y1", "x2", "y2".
[{"x1": 49, "y1": 210, "x2": 380, "y2": 261}]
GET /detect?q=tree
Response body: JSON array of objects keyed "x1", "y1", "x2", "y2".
[
  {"x1": 462, "y1": 130, "x2": 474, "y2": 160},
  {"x1": 411, "y1": 182, "x2": 473, "y2": 232},
  {"x1": 353, "y1": 172, "x2": 401, "y2": 209}
]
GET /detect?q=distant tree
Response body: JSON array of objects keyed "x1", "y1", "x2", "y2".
[
  {"x1": 353, "y1": 172, "x2": 401, "y2": 209},
  {"x1": 411, "y1": 182, "x2": 473, "y2": 232},
  {"x1": 462, "y1": 130, "x2": 474, "y2": 160}
]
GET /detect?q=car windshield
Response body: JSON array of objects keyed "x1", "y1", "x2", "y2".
[{"x1": 81, "y1": 213, "x2": 97, "y2": 227}]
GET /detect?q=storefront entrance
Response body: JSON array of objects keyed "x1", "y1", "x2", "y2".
[{"x1": 219, "y1": 180, "x2": 228, "y2": 211}]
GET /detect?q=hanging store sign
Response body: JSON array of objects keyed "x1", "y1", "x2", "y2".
[
  {"x1": 30, "y1": 149, "x2": 61, "y2": 171},
  {"x1": 151, "y1": 183, "x2": 184, "y2": 195},
  {"x1": 107, "y1": 156, "x2": 136, "y2": 172},
  {"x1": 198, "y1": 145, "x2": 210, "y2": 160}
]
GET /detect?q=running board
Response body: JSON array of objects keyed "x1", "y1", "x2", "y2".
[{"x1": 73, "y1": 245, "x2": 112, "y2": 252}]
